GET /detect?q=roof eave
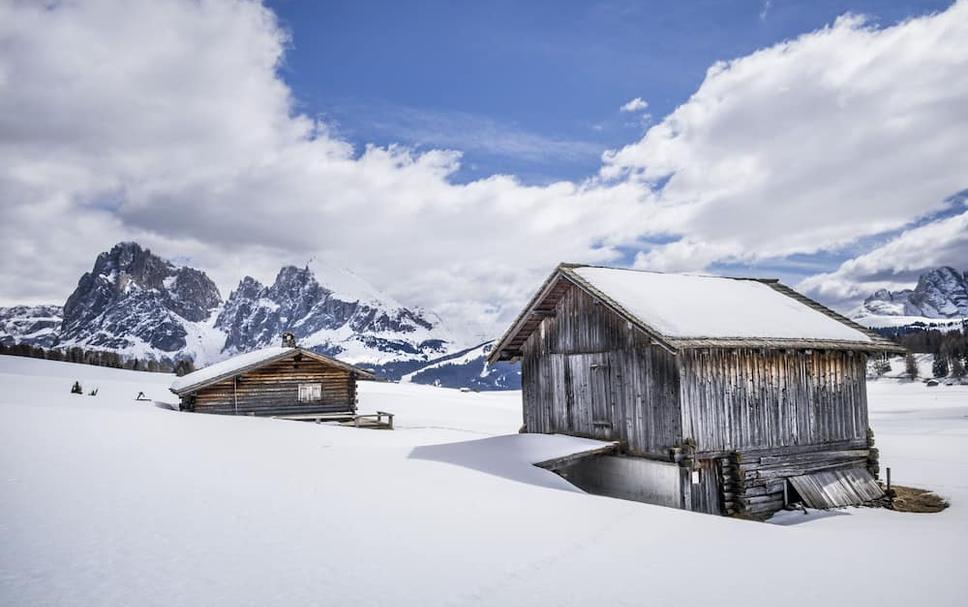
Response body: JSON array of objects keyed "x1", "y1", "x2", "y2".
[
  {"x1": 486, "y1": 265, "x2": 573, "y2": 365},
  {"x1": 486, "y1": 263, "x2": 907, "y2": 364},
  {"x1": 486, "y1": 264, "x2": 680, "y2": 364},
  {"x1": 669, "y1": 337, "x2": 905, "y2": 353}
]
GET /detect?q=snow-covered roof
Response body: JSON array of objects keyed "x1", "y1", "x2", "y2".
[
  {"x1": 170, "y1": 346, "x2": 373, "y2": 395},
  {"x1": 573, "y1": 266, "x2": 871, "y2": 342},
  {"x1": 489, "y1": 264, "x2": 902, "y2": 363}
]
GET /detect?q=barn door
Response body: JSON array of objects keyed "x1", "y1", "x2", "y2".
[{"x1": 566, "y1": 353, "x2": 612, "y2": 439}]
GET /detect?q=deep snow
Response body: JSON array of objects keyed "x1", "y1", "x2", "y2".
[{"x1": 1, "y1": 355, "x2": 966, "y2": 606}]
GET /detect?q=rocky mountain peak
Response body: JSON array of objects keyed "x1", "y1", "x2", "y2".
[
  {"x1": 0, "y1": 242, "x2": 515, "y2": 389},
  {"x1": 907, "y1": 266, "x2": 968, "y2": 317},
  {"x1": 59, "y1": 242, "x2": 222, "y2": 354},
  {"x1": 855, "y1": 265, "x2": 968, "y2": 319},
  {"x1": 214, "y1": 263, "x2": 450, "y2": 362}
]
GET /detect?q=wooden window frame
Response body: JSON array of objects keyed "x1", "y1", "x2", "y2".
[{"x1": 298, "y1": 383, "x2": 322, "y2": 403}]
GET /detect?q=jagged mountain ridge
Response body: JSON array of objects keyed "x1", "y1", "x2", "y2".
[
  {"x1": 0, "y1": 242, "x2": 520, "y2": 389},
  {"x1": 57, "y1": 242, "x2": 223, "y2": 358},
  {"x1": 854, "y1": 266, "x2": 968, "y2": 320},
  {"x1": 215, "y1": 264, "x2": 448, "y2": 364},
  {"x1": 0, "y1": 305, "x2": 63, "y2": 348}
]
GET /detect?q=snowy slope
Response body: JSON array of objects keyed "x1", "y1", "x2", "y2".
[
  {"x1": 401, "y1": 341, "x2": 521, "y2": 390},
  {"x1": 0, "y1": 304, "x2": 62, "y2": 347},
  {"x1": 852, "y1": 314, "x2": 966, "y2": 331},
  {"x1": 1, "y1": 355, "x2": 966, "y2": 606}
]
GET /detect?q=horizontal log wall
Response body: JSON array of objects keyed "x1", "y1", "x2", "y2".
[
  {"x1": 521, "y1": 284, "x2": 682, "y2": 456},
  {"x1": 188, "y1": 355, "x2": 357, "y2": 416},
  {"x1": 717, "y1": 440, "x2": 871, "y2": 519},
  {"x1": 679, "y1": 349, "x2": 869, "y2": 454}
]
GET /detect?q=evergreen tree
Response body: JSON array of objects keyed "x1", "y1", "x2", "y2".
[
  {"x1": 932, "y1": 356, "x2": 949, "y2": 378},
  {"x1": 951, "y1": 357, "x2": 966, "y2": 379},
  {"x1": 904, "y1": 352, "x2": 919, "y2": 380},
  {"x1": 872, "y1": 357, "x2": 891, "y2": 377}
]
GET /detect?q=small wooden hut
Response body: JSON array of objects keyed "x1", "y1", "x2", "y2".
[
  {"x1": 170, "y1": 335, "x2": 374, "y2": 417},
  {"x1": 488, "y1": 264, "x2": 904, "y2": 518}
]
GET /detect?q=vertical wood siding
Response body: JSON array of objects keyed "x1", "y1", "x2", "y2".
[
  {"x1": 678, "y1": 349, "x2": 868, "y2": 454},
  {"x1": 189, "y1": 354, "x2": 358, "y2": 416},
  {"x1": 519, "y1": 283, "x2": 876, "y2": 519},
  {"x1": 521, "y1": 284, "x2": 682, "y2": 456}
]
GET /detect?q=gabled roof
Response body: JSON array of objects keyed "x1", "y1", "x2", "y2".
[
  {"x1": 488, "y1": 264, "x2": 904, "y2": 363},
  {"x1": 170, "y1": 346, "x2": 375, "y2": 395}
]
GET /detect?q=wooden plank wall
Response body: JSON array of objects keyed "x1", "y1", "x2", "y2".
[
  {"x1": 520, "y1": 284, "x2": 876, "y2": 519},
  {"x1": 679, "y1": 349, "x2": 869, "y2": 454},
  {"x1": 520, "y1": 284, "x2": 682, "y2": 457},
  {"x1": 689, "y1": 459, "x2": 723, "y2": 515},
  {"x1": 717, "y1": 440, "x2": 872, "y2": 518},
  {"x1": 188, "y1": 355, "x2": 357, "y2": 416}
]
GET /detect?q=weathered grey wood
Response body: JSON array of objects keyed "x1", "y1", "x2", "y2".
[
  {"x1": 789, "y1": 468, "x2": 885, "y2": 508},
  {"x1": 520, "y1": 284, "x2": 682, "y2": 457},
  {"x1": 516, "y1": 279, "x2": 884, "y2": 520}
]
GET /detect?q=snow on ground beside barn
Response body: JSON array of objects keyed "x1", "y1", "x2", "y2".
[{"x1": 1, "y1": 355, "x2": 967, "y2": 606}]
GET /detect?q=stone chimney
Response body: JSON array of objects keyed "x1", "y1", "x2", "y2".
[{"x1": 281, "y1": 332, "x2": 297, "y2": 348}]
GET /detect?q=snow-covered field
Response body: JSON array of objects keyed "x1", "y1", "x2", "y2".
[{"x1": 1, "y1": 355, "x2": 966, "y2": 606}]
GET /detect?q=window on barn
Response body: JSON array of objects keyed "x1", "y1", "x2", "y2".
[{"x1": 298, "y1": 383, "x2": 322, "y2": 402}]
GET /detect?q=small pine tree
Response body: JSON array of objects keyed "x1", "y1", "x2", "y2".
[
  {"x1": 951, "y1": 357, "x2": 966, "y2": 379},
  {"x1": 873, "y1": 357, "x2": 891, "y2": 377},
  {"x1": 904, "y1": 353, "x2": 919, "y2": 380},
  {"x1": 932, "y1": 356, "x2": 949, "y2": 378}
]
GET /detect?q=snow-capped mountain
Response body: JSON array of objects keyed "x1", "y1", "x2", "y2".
[
  {"x1": 57, "y1": 242, "x2": 224, "y2": 361},
  {"x1": 0, "y1": 242, "x2": 519, "y2": 389},
  {"x1": 215, "y1": 264, "x2": 450, "y2": 365},
  {"x1": 0, "y1": 305, "x2": 63, "y2": 348},
  {"x1": 401, "y1": 341, "x2": 521, "y2": 391},
  {"x1": 853, "y1": 266, "x2": 968, "y2": 323}
]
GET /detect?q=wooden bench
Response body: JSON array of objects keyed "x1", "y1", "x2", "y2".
[
  {"x1": 350, "y1": 411, "x2": 394, "y2": 430},
  {"x1": 273, "y1": 410, "x2": 394, "y2": 430}
]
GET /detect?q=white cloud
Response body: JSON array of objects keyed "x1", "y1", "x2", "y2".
[
  {"x1": 799, "y1": 207, "x2": 968, "y2": 305},
  {"x1": 0, "y1": 0, "x2": 965, "y2": 340},
  {"x1": 604, "y1": 3, "x2": 968, "y2": 274},
  {"x1": 620, "y1": 97, "x2": 649, "y2": 113},
  {"x1": 0, "y1": 0, "x2": 661, "y2": 338},
  {"x1": 760, "y1": 1, "x2": 773, "y2": 22},
  {"x1": 354, "y1": 104, "x2": 604, "y2": 166}
]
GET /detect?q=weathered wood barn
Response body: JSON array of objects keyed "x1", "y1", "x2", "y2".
[
  {"x1": 170, "y1": 336, "x2": 374, "y2": 417},
  {"x1": 489, "y1": 264, "x2": 904, "y2": 519}
]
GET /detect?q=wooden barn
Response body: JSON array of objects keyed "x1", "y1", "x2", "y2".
[
  {"x1": 170, "y1": 335, "x2": 374, "y2": 417},
  {"x1": 488, "y1": 264, "x2": 904, "y2": 519}
]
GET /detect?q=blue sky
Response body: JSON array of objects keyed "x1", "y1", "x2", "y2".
[
  {"x1": 2, "y1": 0, "x2": 965, "y2": 332},
  {"x1": 268, "y1": 0, "x2": 950, "y2": 183}
]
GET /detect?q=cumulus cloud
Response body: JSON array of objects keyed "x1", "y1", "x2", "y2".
[
  {"x1": 799, "y1": 206, "x2": 968, "y2": 305},
  {"x1": 0, "y1": 0, "x2": 965, "y2": 339},
  {"x1": 620, "y1": 97, "x2": 649, "y2": 113},
  {"x1": 0, "y1": 0, "x2": 662, "y2": 338},
  {"x1": 605, "y1": 3, "x2": 968, "y2": 274}
]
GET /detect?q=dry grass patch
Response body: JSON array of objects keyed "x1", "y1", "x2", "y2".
[{"x1": 888, "y1": 485, "x2": 949, "y2": 513}]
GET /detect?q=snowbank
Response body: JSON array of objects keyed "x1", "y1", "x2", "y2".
[{"x1": 1, "y1": 355, "x2": 966, "y2": 606}]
